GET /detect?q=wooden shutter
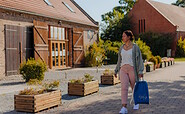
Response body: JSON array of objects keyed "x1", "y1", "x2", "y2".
[
  {"x1": 5, "y1": 25, "x2": 19, "y2": 75},
  {"x1": 73, "y1": 28, "x2": 84, "y2": 67},
  {"x1": 33, "y1": 20, "x2": 48, "y2": 65}
]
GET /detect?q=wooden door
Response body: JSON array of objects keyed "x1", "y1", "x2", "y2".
[
  {"x1": 5, "y1": 25, "x2": 33, "y2": 76},
  {"x1": 73, "y1": 28, "x2": 84, "y2": 67},
  {"x1": 33, "y1": 20, "x2": 48, "y2": 65}
]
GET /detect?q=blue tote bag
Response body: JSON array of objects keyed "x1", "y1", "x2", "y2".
[{"x1": 133, "y1": 79, "x2": 149, "y2": 105}]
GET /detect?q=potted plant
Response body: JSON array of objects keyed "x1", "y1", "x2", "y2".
[
  {"x1": 68, "y1": 74, "x2": 99, "y2": 96},
  {"x1": 145, "y1": 62, "x2": 154, "y2": 72},
  {"x1": 160, "y1": 59, "x2": 165, "y2": 68},
  {"x1": 14, "y1": 81, "x2": 61, "y2": 113},
  {"x1": 149, "y1": 56, "x2": 157, "y2": 70},
  {"x1": 101, "y1": 69, "x2": 120, "y2": 85},
  {"x1": 155, "y1": 56, "x2": 162, "y2": 68}
]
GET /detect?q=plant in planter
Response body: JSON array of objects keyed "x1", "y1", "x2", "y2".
[
  {"x1": 101, "y1": 69, "x2": 120, "y2": 85},
  {"x1": 163, "y1": 57, "x2": 171, "y2": 66},
  {"x1": 149, "y1": 56, "x2": 157, "y2": 70},
  {"x1": 160, "y1": 59, "x2": 165, "y2": 68},
  {"x1": 68, "y1": 74, "x2": 99, "y2": 96},
  {"x1": 145, "y1": 62, "x2": 154, "y2": 72},
  {"x1": 155, "y1": 56, "x2": 162, "y2": 68},
  {"x1": 14, "y1": 80, "x2": 61, "y2": 113}
]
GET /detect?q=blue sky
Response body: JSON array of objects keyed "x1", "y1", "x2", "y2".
[{"x1": 75, "y1": 0, "x2": 176, "y2": 24}]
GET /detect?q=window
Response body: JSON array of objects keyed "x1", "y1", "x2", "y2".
[
  {"x1": 50, "y1": 26, "x2": 65, "y2": 40},
  {"x1": 62, "y1": 2, "x2": 75, "y2": 13},
  {"x1": 44, "y1": 0, "x2": 53, "y2": 6},
  {"x1": 139, "y1": 19, "x2": 145, "y2": 34}
]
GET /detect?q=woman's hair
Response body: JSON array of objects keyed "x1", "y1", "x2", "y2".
[{"x1": 123, "y1": 30, "x2": 134, "y2": 41}]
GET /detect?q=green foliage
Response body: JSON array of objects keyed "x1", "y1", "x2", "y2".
[
  {"x1": 139, "y1": 32, "x2": 174, "y2": 57},
  {"x1": 43, "y1": 80, "x2": 60, "y2": 91},
  {"x1": 69, "y1": 74, "x2": 94, "y2": 84},
  {"x1": 176, "y1": 37, "x2": 185, "y2": 57},
  {"x1": 19, "y1": 88, "x2": 42, "y2": 95},
  {"x1": 85, "y1": 38, "x2": 123, "y2": 66},
  {"x1": 103, "y1": 69, "x2": 114, "y2": 75},
  {"x1": 103, "y1": 40, "x2": 122, "y2": 64},
  {"x1": 84, "y1": 41, "x2": 106, "y2": 67},
  {"x1": 84, "y1": 74, "x2": 94, "y2": 83},
  {"x1": 136, "y1": 38, "x2": 153, "y2": 60},
  {"x1": 172, "y1": 0, "x2": 185, "y2": 7},
  {"x1": 19, "y1": 58, "x2": 47, "y2": 82},
  {"x1": 149, "y1": 56, "x2": 157, "y2": 65},
  {"x1": 101, "y1": 14, "x2": 132, "y2": 42},
  {"x1": 155, "y1": 56, "x2": 162, "y2": 64},
  {"x1": 19, "y1": 80, "x2": 60, "y2": 95}
]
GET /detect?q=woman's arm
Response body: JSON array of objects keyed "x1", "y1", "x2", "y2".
[
  {"x1": 137, "y1": 46, "x2": 144, "y2": 75},
  {"x1": 114, "y1": 46, "x2": 122, "y2": 75}
]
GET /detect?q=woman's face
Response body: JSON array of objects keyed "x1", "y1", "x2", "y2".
[{"x1": 122, "y1": 33, "x2": 130, "y2": 42}]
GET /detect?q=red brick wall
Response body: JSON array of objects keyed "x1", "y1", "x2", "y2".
[
  {"x1": 129, "y1": 0, "x2": 176, "y2": 36},
  {"x1": 129, "y1": 0, "x2": 177, "y2": 56}
]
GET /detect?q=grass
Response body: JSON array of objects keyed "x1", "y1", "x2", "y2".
[{"x1": 174, "y1": 58, "x2": 185, "y2": 62}]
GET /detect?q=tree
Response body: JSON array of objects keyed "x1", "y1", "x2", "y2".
[
  {"x1": 101, "y1": 0, "x2": 136, "y2": 41},
  {"x1": 172, "y1": 0, "x2": 185, "y2": 8}
]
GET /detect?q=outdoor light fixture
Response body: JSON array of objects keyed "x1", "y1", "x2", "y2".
[{"x1": 58, "y1": 20, "x2": 62, "y2": 25}]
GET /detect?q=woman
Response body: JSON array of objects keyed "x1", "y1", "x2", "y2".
[{"x1": 114, "y1": 30, "x2": 144, "y2": 114}]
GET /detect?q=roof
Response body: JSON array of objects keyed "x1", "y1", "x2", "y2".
[
  {"x1": 0, "y1": 0, "x2": 98, "y2": 28},
  {"x1": 147, "y1": 0, "x2": 185, "y2": 31}
]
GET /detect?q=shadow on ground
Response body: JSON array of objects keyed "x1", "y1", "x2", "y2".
[{"x1": 0, "y1": 82, "x2": 25, "y2": 86}]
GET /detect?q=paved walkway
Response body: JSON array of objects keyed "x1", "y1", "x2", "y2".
[{"x1": 0, "y1": 62, "x2": 185, "y2": 114}]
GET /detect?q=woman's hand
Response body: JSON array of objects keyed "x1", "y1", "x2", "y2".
[{"x1": 138, "y1": 74, "x2": 143, "y2": 78}]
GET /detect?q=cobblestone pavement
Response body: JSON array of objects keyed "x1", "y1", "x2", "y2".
[{"x1": 0, "y1": 62, "x2": 185, "y2": 114}]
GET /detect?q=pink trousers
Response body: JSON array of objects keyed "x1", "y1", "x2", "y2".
[{"x1": 119, "y1": 64, "x2": 135, "y2": 104}]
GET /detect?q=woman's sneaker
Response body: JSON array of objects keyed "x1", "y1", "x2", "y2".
[
  {"x1": 119, "y1": 107, "x2": 128, "y2": 114},
  {"x1": 133, "y1": 104, "x2": 139, "y2": 110}
]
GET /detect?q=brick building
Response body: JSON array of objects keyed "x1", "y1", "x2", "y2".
[
  {"x1": 129, "y1": 0, "x2": 185, "y2": 57},
  {"x1": 0, "y1": 0, "x2": 99, "y2": 78}
]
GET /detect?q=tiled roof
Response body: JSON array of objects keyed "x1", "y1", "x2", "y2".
[
  {"x1": 0, "y1": 0, "x2": 98, "y2": 27},
  {"x1": 148, "y1": 0, "x2": 185, "y2": 31}
]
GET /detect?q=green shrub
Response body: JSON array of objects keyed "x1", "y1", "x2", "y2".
[
  {"x1": 104, "y1": 40, "x2": 121, "y2": 64},
  {"x1": 84, "y1": 40, "x2": 106, "y2": 67},
  {"x1": 19, "y1": 58, "x2": 47, "y2": 82},
  {"x1": 176, "y1": 37, "x2": 185, "y2": 57},
  {"x1": 136, "y1": 38, "x2": 153, "y2": 60},
  {"x1": 149, "y1": 56, "x2": 157, "y2": 65},
  {"x1": 155, "y1": 56, "x2": 162, "y2": 64},
  {"x1": 139, "y1": 32, "x2": 174, "y2": 57},
  {"x1": 69, "y1": 73, "x2": 94, "y2": 84}
]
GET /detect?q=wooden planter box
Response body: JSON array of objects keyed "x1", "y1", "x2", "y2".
[
  {"x1": 164, "y1": 61, "x2": 167, "y2": 67},
  {"x1": 146, "y1": 64, "x2": 154, "y2": 72},
  {"x1": 168, "y1": 61, "x2": 171, "y2": 66},
  {"x1": 160, "y1": 62, "x2": 165, "y2": 68},
  {"x1": 14, "y1": 90, "x2": 61, "y2": 113},
  {"x1": 68, "y1": 80, "x2": 99, "y2": 96},
  {"x1": 101, "y1": 74, "x2": 120, "y2": 85},
  {"x1": 172, "y1": 60, "x2": 175, "y2": 65}
]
